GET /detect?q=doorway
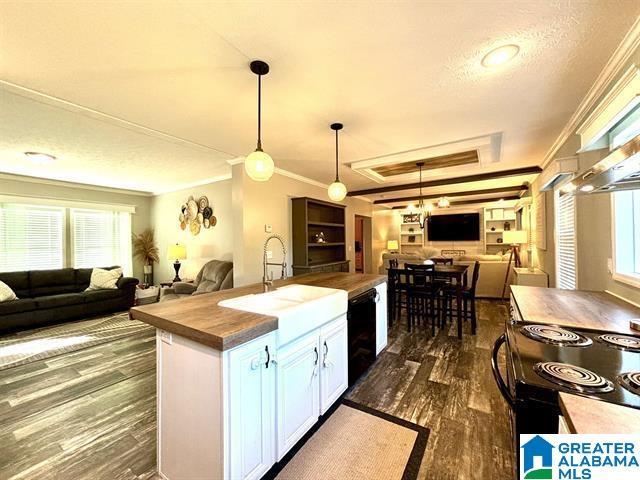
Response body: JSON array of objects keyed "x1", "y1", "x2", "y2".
[{"x1": 354, "y1": 215, "x2": 372, "y2": 273}]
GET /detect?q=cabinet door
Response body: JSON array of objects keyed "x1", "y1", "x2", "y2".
[
  {"x1": 228, "y1": 333, "x2": 276, "y2": 480},
  {"x1": 319, "y1": 316, "x2": 348, "y2": 414},
  {"x1": 375, "y1": 282, "x2": 388, "y2": 355},
  {"x1": 276, "y1": 332, "x2": 320, "y2": 460}
]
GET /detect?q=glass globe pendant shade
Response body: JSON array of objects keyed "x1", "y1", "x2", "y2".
[
  {"x1": 328, "y1": 181, "x2": 347, "y2": 202},
  {"x1": 245, "y1": 149, "x2": 274, "y2": 182}
]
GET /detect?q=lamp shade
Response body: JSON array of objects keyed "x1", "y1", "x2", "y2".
[
  {"x1": 503, "y1": 230, "x2": 527, "y2": 245},
  {"x1": 245, "y1": 150, "x2": 274, "y2": 182},
  {"x1": 167, "y1": 243, "x2": 187, "y2": 260},
  {"x1": 328, "y1": 181, "x2": 347, "y2": 201},
  {"x1": 387, "y1": 240, "x2": 399, "y2": 251}
]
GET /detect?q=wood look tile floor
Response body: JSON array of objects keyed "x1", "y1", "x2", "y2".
[{"x1": 0, "y1": 300, "x2": 512, "y2": 480}]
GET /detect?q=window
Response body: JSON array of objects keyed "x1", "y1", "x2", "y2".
[
  {"x1": 71, "y1": 209, "x2": 132, "y2": 275},
  {"x1": 555, "y1": 189, "x2": 577, "y2": 289},
  {"x1": 0, "y1": 203, "x2": 65, "y2": 272},
  {"x1": 612, "y1": 191, "x2": 640, "y2": 287}
]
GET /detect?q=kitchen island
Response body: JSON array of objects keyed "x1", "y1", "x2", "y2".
[
  {"x1": 559, "y1": 393, "x2": 640, "y2": 434},
  {"x1": 510, "y1": 285, "x2": 640, "y2": 334},
  {"x1": 130, "y1": 273, "x2": 386, "y2": 480}
]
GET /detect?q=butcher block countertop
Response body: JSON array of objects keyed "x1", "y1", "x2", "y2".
[
  {"x1": 510, "y1": 286, "x2": 640, "y2": 336},
  {"x1": 559, "y1": 393, "x2": 640, "y2": 434},
  {"x1": 130, "y1": 273, "x2": 386, "y2": 351}
]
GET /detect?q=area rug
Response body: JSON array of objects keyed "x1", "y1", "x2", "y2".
[
  {"x1": 267, "y1": 399, "x2": 429, "y2": 480},
  {"x1": 0, "y1": 313, "x2": 152, "y2": 371}
]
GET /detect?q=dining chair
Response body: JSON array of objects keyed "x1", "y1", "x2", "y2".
[{"x1": 406, "y1": 264, "x2": 440, "y2": 335}]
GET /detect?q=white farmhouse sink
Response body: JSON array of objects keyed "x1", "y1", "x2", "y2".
[{"x1": 219, "y1": 284, "x2": 347, "y2": 345}]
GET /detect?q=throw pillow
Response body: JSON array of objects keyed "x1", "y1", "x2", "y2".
[
  {"x1": 0, "y1": 280, "x2": 18, "y2": 302},
  {"x1": 85, "y1": 267, "x2": 123, "y2": 291}
]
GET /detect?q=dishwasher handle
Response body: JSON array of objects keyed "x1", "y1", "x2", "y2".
[{"x1": 491, "y1": 333, "x2": 515, "y2": 408}]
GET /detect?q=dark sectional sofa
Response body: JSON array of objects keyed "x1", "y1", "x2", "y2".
[{"x1": 0, "y1": 266, "x2": 138, "y2": 334}]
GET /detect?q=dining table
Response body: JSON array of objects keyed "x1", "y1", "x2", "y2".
[{"x1": 388, "y1": 260, "x2": 470, "y2": 339}]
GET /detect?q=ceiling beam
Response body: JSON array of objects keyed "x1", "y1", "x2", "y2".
[
  {"x1": 390, "y1": 195, "x2": 520, "y2": 209},
  {"x1": 347, "y1": 166, "x2": 542, "y2": 196},
  {"x1": 373, "y1": 185, "x2": 528, "y2": 204}
]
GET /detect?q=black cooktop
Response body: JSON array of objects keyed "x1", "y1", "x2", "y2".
[{"x1": 506, "y1": 321, "x2": 640, "y2": 409}]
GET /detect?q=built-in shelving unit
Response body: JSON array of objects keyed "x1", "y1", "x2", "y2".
[
  {"x1": 399, "y1": 216, "x2": 424, "y2": 254},
  {"x1": 292, "y1": 197, "x2": 349, "y2": 275},
  {"x1": 484, "y1": 206, "x2": 516, "y2": 254}
]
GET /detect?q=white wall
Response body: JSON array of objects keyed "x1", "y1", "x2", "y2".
[
  {"x1": 231, "y1": 164, "x2": 373, "y2": 286},
  {"x1": 150, "y1": 179, "x2": 234, "y2": 283}
]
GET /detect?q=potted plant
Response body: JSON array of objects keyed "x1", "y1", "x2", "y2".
[{"x1": 132, "y1": 228, "x2": 160, "y2": 286}]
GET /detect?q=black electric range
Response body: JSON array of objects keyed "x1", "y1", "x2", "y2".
[{"x1": 492, "y1": 321, "x2": 640, "y2": 476}]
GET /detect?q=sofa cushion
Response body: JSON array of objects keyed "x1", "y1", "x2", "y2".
[
  {"x1": 35, "y1": 293, "x2": 85, "y2": 309},
  {"x1": 76, "y1": 266, "x2": 120, "y2": 290},
  {"x1": 459, "y1": 254, "x2": 504, "y2": 262},
  {"x1": 0, "y1": 298, "x2": 38, "y2": 315},
  {"x1": 30, "y1": 268, "x2": 77, "y2": 296},
  {"x1": 85, "y1": 267, "x2": 123, "y2": 291},
  {"x1": 0, "y1": 280, "x2": 18, "y2": 302},
  {"x1": 0, "y1": 271, "x2": 30, "y2": 298},
  {"x1": 82, "y1": 289, "x2": 122, "y2": 303}
]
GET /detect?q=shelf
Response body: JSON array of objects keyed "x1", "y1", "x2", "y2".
[
  {"x1": 401, "y1": 232, "x2": 423, "y2": 235},
  {"x1": 401, "y1": 222, "x2": 421, "y2": 225},
  {"x1": 486, "y1": 230, "x2": 504, "y2": 233},
  {"x1": 486, "y1": 242, "x2": 506, "y2": 245},
  {"x1": 401, "y1": 243, "x2": 422, "y2": 246},
  {"x1": 307, "y1": 242, "x2": 345, "y2": 247},
  {"x1": 308, "y1": 221, "x2": 345, "y2": 228}
]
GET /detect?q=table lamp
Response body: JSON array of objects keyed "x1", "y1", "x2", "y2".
[
  {"x1": 387, "y1": 240, "x2": 399, "y2": 253},
  {"x1": 168, "y1": 243, "x2": 187, "y2": 282}
]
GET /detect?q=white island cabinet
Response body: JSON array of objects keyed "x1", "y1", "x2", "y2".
[
  {"x1": 157, "y1": 331, "x2": 277, "y2": 480},
  {"x1": 375, "y1": 282, "x2": 388, "y2": 355}
]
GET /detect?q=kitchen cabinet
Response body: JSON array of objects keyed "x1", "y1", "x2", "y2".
[
  {"x1": 276, "y1": 331, "x2": 320, "y2": 460},
  {"x1": 319, "y1": 317, "x2": 348, "y2": 414},
  {"x1": 375, "y1": 282, "x2": 388, "y2": 355},
  {"x1": 227, "y1": 333, "x2": 276, "y2": 480},
  {"x1": 275, "y1": 315, "x2": 348, "y2": 460}
]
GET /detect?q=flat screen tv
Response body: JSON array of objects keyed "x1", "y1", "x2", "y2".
[{"x1": 427, "y1": 213, "x2": 480, "y2": 241}]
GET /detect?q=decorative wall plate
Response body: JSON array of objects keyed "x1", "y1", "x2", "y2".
[
  {"x1": 189, "y1": 221, "x2": 201, "y2": 235},
  {"x1": 198, "y1": 196, "x2": 209, "y2": 211},
  {"x1": 210, "y1": 216, "x2": 217, "y2": 227},
  {"x1": 187, "y1": 200, "x2": 198, "y2": 219},
  {"x1": 180, "y1": 221, "x2": 187, "y2": 230},
  {"x1": 197, "y1": 213, "x2": 203, "y2": 224},
  {"x1": 202, "y1": 206, "x2": 213, "y2": 219},
  {"x1": 203, "y1": 218, "x2": 210, "y2": 228}
]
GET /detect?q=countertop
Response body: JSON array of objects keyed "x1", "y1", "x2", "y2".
[
  {"x1": 559, "y1": 393, "x2": 640, "y2": 434},
  {"x1": 129, "y1": 272, "x2": 386, "y2": 351},
  {"x1": 510, "y1": 286, "x2": 640, "y2": 335}
]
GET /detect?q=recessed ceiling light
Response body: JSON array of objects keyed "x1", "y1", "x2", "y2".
[
  {"x1": 24, "y1": 152, "x2": 56, "y2": 164},
  {"x1": 481, "y1": 44, "x2": 520, "y2": 68},
  {"x1": 580, "y1": 184, "x2": 595, "y2": 192}
]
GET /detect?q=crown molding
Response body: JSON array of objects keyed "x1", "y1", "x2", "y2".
[
  {"x1": 228, "y1": 157, "x2": 372, "y2": 203},
  {"x1": 152, "y1": 173, "x2": 233, "y2": 195},
  {"x1": 0, "y1": 171, "x2": 153, "y2": 196},
  {"x1": 541, "y1": 16, "x2": 640, "y2": 169}
]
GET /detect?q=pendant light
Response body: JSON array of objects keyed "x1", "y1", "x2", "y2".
[
  {"x1": 415, "y1": 162, "x2": 433, "y2": 229},
  {"x1": 245, "y1": 60, "x2": 274, "y2": 182},
  {"x1": 328, "y1": 123, "x2": 347, "y2": 201}
]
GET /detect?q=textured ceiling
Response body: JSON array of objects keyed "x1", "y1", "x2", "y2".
[{"x1": 0, "y1": 1, "x2": 638, "y2": 194}]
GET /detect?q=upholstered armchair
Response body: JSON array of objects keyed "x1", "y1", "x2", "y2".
[{"x1": 160, "y1": 260, "x2": 233, "y2": 302}]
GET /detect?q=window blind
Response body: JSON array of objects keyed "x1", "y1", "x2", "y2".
[
  {"x1": 0, "y1": 203, "x2": 65, "y2": 272},
  {"x1": 555, "y1": 190, "x2": 577, "y2": 289},
  {"x1": 71, "y1": 209, "x2": 132, "y2": 275}
]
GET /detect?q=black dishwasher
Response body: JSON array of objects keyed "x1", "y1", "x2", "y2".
[{"x1": 347, "y1": 288, "x2": 377, "y2": 386}]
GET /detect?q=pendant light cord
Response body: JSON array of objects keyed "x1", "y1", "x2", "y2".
[
  {"x1": 257, "y1": 74, "x2": 262, "y2": 150},
  {"x1": 335, "y1": 129, "x2": 340, "y2": 182}
]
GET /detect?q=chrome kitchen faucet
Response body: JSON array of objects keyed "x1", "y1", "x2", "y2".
[{"x1": 263, "y1": 234, "x2": 287, "y2": 292}]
